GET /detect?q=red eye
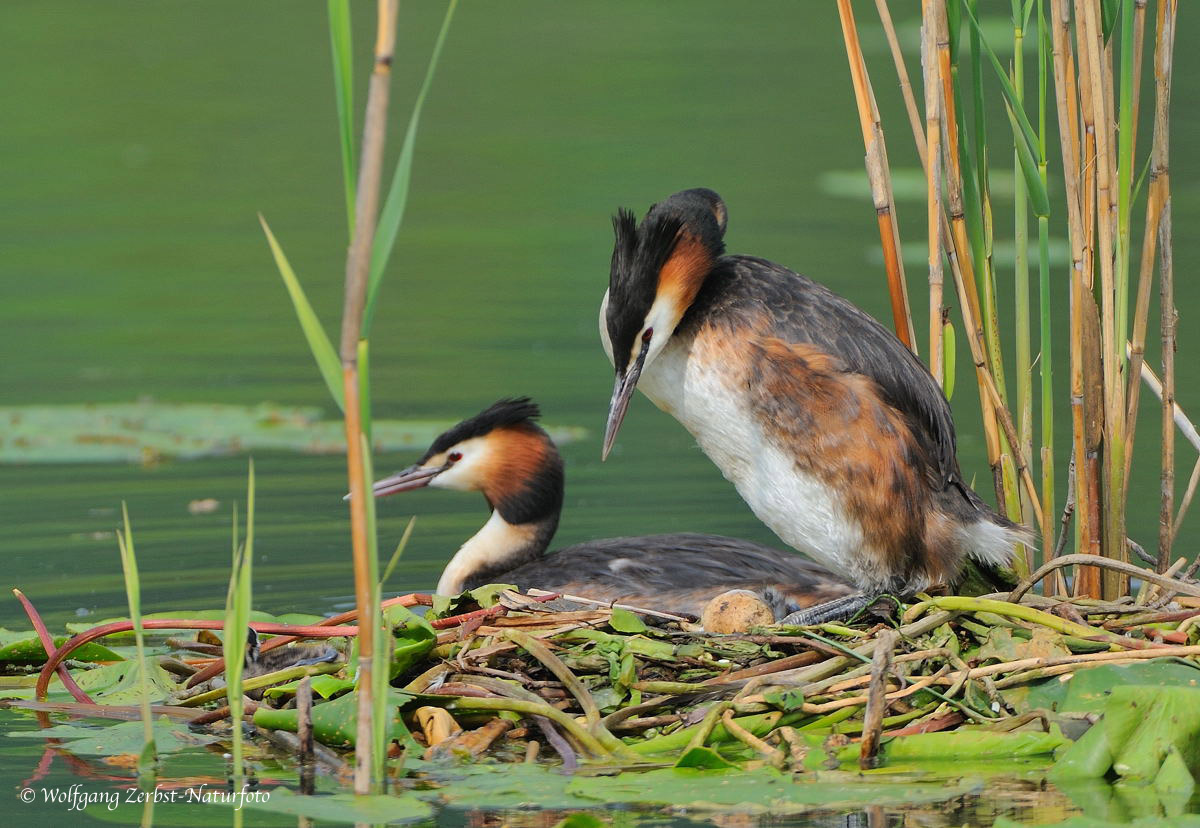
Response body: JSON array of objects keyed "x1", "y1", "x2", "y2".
[
  {"x1": 448, "y1": 451, "x2": 462, "y2": 463},
  {"x1": 642, "y1": 328, "x2": 654, "y2": 342}
]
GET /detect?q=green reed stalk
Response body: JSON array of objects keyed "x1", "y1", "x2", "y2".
[
  {"x1": 361, "y1": 432, "x2": 390, "y2": 787},
  {"x1": 223, "y1": 462, "x2": 254, "y2": 793},
  {"x1": 115, "y1": 503, "x2": 156, "y2": 778},
  {"x1": 328, "y1": 0, "x2": 356, "y2": 237},
  {"x1": 1035, "y1": 0, "x2": 1055, "y2": 580},
  {"x1": 965, "y1": 0, "x2": 1021, "y2": 525},
  {"x1": 340, "y1": 0, "x2": 399, "y2": 794},
  {"x1": 1012, "y1": 0, "x2": 1034, "y2": 535}
]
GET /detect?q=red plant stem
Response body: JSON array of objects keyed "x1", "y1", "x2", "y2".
[
  {"x1": 13, "y1": 589, "x2": 92, "y2": 704},
  {"x1": 36, "y1": 619, "x2": 358, "y2": 701},
  {"x1": 183, "y1": 594, "x2": 431, "y2": 689}
]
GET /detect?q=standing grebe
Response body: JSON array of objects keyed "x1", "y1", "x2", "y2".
[
  {"x1": 369, "y1": 398, "x2": 852, "y2": 618},
  {"x1": 599, "y1": 188, "x2": 1029, "y2": 622}
]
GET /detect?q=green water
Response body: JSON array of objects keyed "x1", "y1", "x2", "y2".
[{"x1": 2, "y1": 1, "x2": 1198, "y2": 824}]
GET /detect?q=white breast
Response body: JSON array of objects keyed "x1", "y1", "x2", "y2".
[{"x1": 638, "y1": 338, "x2": 867, "y2": 576}]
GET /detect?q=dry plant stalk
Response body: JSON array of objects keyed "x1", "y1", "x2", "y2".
[
  {"x1": 834, "y1": 0, "x2": 916, "y2": 354},
  {"x1": 875, "y1": 0, "x2": 1036, "y2": 541},
  {"x1": 340, "y1": 0, "x2": 399, "y2": 793},
  {"x1": 922, "y1": 0, "x2": 944, "y2": 385},
  {"x1": 858, "y1": 628, "x2": 897, "y2": 768}
]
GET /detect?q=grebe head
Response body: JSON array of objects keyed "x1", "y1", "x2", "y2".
[
  {"x1": 602, "y1": 187, "x2": 727, "y2": 459},
  {"x1": 371, "y1": 397, "x2": 564, "y2": 526}
]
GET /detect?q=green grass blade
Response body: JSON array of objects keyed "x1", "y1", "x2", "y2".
[
  {"x1": 259, "y1": 214, "x2": 345, "y2": 410},
  {"x1": 962, "y1": 1, "x2": 1042, "y2": 166},
  {"x1": 359, "y1": 433, "x2": 389, "y2": 784},
  {"x1": 363, "y1": 0, "x2": 460, "y2": 335},
  {"x1": 224, "y1": 460, "x2": 255, "y2": 792},
  {"x1": 116, "y1": 502, "x2": 156, "y2": 776},
  {"x1": 328, "y1": 0, "x2": 357, "y2": 236},
  {"x1": 1007, "y1": 105, "x2": 1050, "y2": 216}
]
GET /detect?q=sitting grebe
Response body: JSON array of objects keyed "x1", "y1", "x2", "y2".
[{"x1": 370, "y1": 398, "x2": 852, "y2": 619}]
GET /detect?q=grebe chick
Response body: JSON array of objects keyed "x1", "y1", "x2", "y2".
[
  {"x1": 599, "y1": 188, "x2": 1031, "y2": 623},
  {"x1": 370, "y1": 398, "x2": 853, "y2": 619}
]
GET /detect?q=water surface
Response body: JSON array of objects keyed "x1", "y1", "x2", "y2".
[{"x1": 2, "y1": 2, "x2": 1199, "y2": 824}]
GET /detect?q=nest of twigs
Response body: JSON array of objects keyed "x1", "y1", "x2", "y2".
[{"x1": 13, "y1": 553, "x2": 1200, "y2": 778}]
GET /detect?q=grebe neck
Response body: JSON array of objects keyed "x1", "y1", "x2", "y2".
[{"x1": 435, "y1": 510, "x2": 559, "y2": 596}]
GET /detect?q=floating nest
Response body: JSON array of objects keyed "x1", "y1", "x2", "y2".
[{"x1": 10, "y1": 554, "x2": 1200, "y2": 791}]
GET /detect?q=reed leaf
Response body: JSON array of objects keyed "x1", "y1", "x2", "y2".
[
  {"x1": 259, "y1": 215, "x2": 345, "y2": 410},
  {"x1": 328, "y1": 0, "x2": 356, "y2": 236},
  {"x1": 361, "y1": 432, "x2": 390, "y2": 785},
  {"x1": 116, "y1": 503, "x2": 156, "y2": 776},
  {"x1": 363, "y1": 0, "x2": 460, "y2": 336},
  {"x1": 224, "y1": 460, "x2": 255, "y2": 792},
  {"x1": 961, "y1": 2, "x2": 1042, "y2": 171}
]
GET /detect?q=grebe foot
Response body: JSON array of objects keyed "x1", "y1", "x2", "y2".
[{"x1": 778, "y1": 593, "x2": 871, "y2": 626}]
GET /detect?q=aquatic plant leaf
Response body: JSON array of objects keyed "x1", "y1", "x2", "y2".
[
  {"x1": 66, "y1": 608, "x2": 325, "y2": 636},
  {"x1": 1017, "y1": 662, "x2": 1200, "y2": 715},
  {"x1": 674, "y1": 746, "x2": 740, "y2": 769},
  {"x1": 563, "y1": 766, "x2": 980, "y2": 813},
  {"x1": 609, "y1": 607, "x2": 647, "y2": 634},
  {"x1": 385, "y1": 603, "x2": 436, "y2": 678},
  {"x1": 13, "y1": 718, "x2": 214, "y2": 756},
  {"x1": 72, "y1": 660, "x2": 180, "y2": 705},
  {"x1": 419, "y1": 762, "x2": 599, "y2": 810},
  {"x1": 252, "y1": 688, "x2": 414, "y2": 749},
  {"x1": 262, "y1": 674, "x2": 355, "y2": 700},
  {"x1": 1051, "y1": 684, "x2": 1200, "y2": 793},
  {"x1": 0, "y1": 402, "x2": 586, "y2": 464},
  {"x1": 763, "y1": 688, "x2": 806, "y2": 711},
  {"x1": 552, "y1": 815, "x2": 608, "y2": 828},
  {"x1": 978, "y1": 626, "x2": 1070, "y2": 663},
  {"x1": 805, "y1": 726, "x2": 1068, "y2": 768},
  {"x1": 1155, "y1": 746, "x2": 1194, "y2": 797},
  {"x1": 0, "y1": 629, "x2": 120, "y2": 664},
  {"x1": 244, "y1": 788, "x2": 431, "y2": 823}
]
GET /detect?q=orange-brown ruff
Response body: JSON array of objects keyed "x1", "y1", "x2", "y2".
[
  {"x1": 370, "y1": 398, "x2": 854, "y2": 618},
  {"x1": 600, "y1": 189, "x2": 1030, "y2": 612}
]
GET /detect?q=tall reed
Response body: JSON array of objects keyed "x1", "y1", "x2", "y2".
[
  {"x1": 261, "y1": 1, "x2": 458, "y2": 792},
  {"x1": 864, "y1": 0, "x2": 1183, "y2": 597},
  {"x1": 115, "y1": 503, "x2": 156, "y2": 778}
]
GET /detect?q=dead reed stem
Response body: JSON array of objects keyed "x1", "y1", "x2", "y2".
[
  {"x1": 835, "y1": 0, "x2": 916, "y2": 354},
  {"x1": 922, "y1": 0, "x2": 944, "y2": 383},
  {"x1": 340, "y1": 0, "x2": 399, "y2": 794},
  {"x1": 1159, "y1": 198, "x2": 1176, "y2": 570}
]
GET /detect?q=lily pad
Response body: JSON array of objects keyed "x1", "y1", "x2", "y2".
[
  {"x1": 0, "y1": 629, "x2": 121, "y2": 664},
  {"x1": 0, "y1": 401, "x2": 585, "y2": 464},
  {"x1": 1052, "y1": 684, "x2": 1200, "y2": 793},
  {"x1": 10, "y1": 717, "x2": 215, "y2": 756},
  {"x1": 66, "y1": 609, "x2": 325, "y2": 636},
  {"x1": 72, "y1": 659, "x2": 181, "y2": 705},
  {"x1": 243, "y1": 788, "x2": 431, "y2": 823},
  {"x1": 1014, "y1": 662, "x2": 1200, "y2": 715},
  {"x1": 252, "y1": 688, "x2": 414, "y2": 749},
  {"x1": 563, "y1": 766, "x2": 982, "y2": 813}
]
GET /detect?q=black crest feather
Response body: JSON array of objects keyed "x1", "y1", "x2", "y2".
[
  {"x1": 606, "y1": 189, "x2": 728, "y2": 372},
  {"x1": 422, "y1": 397, "x2": 542, "y2": 462}
]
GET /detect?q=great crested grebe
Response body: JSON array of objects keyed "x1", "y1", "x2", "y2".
[
  {"x1": 369, "y1": 398, "x2": 852, "y2": 618},
  {"x1": 599, "y1": 188, "x2": 1030, "y2": 623}
]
